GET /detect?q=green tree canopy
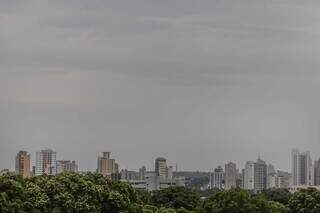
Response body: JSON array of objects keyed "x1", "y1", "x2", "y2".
[
  {"x1": 288, "y1": 188, "x2": 320, "y2": 213},
  {"x1": 0, "y1": 172, "x2": 141, "y2": 213},
  {"x1": 261, "y1": 188, "x2": 292, "y2": 205},
  {"x1": 201, "y1": 188, "x2": 287, "y2": 213},
  {"x1": 2, "y1": 172, "x2": 320, "y2": 213},
  {"x1": 151, "y1": 187, "x2": 200, "y2": 211}
]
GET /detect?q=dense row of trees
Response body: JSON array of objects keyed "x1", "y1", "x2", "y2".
[{"x1": 1, "y1": 172, "x2": 320, "y2": 212}]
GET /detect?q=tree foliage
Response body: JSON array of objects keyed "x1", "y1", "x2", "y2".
[
  {"x1": 201, "y1": 188, "x2": 288, "y2": 213},
  {"x1": 1, "y1": 173, "x2": 320, "y2": 213},
  {"x1": 0, "y1": 172, "x2": 141, "y2": 213},
  {"x1": 151, "y1": 187, "x2": 200, "y2": 211},
  {"x1": 288, "y1": 188, "x2": 320, "y2": 213},
  {"x1": 262, "y1": 188, "x2": 292, "y2": 205}
]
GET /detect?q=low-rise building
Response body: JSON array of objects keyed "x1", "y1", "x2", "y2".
[
  {"x1": 288, "y1": 185, "x2": 320, "y2": 193},
  {"x1": 126, "y1": 172, "x2": 185, "y2": 191},
  {"x1": 56, "y1": 160, "x2": 78, "y2": 173}
]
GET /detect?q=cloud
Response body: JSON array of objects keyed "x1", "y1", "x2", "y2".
[{"x1": 1, "y1": 0, "x2": 320, "y2": 171}]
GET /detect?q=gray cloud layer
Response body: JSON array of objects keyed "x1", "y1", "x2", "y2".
[{"x1": 1, "y1": 0, "x2": 320, "y2": 171}]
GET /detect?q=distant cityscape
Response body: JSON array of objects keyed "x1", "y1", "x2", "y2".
[{"x1": 3, "y1": 148, "x2": 320, "y2": 193}]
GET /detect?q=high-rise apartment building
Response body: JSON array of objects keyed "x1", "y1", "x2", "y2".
[
  {"x1": 291, "y1": 149, "x2": 313, "y2": 186},
  {"x1": 254, "y1": 157, "x2": 267, "y2": 192},
  {"x1": 35, "y1": 149, "x2": 57, "y2": 176},
  {"x1": 225, "y1": 162, "x2": 237, "y2": 189},
  {"x1": 15, "y1": 151, "x2": 31, "y2": 178},
  {"x1": 56, "y1": 160, "x2": 78, "y2": 173},
  {"x1": 97, "y1": 152, "x2": 116, "y2": 177},
  {"x1": 314, "y1": 159, "x2": 320, "y2": 186},
  {"x1": 236, "y1": 169, "x2": 244, "y2": 188},
  {"x1": 244, "y1": 158, "x2": 267, "y2": 192},
  {"x1": 210, "y1": 166, "x2": 224, "y2": 190},
  {"x1": 155, "y1": 157, "x2": 167, "y2": 178},
  {"x1": 244, "y1": 161, "x2": 255, "y2": 190}
]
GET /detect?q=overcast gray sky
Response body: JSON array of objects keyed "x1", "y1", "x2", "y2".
[{"x1": 1, "y1": 0, "x2": 320, "y2": 172}]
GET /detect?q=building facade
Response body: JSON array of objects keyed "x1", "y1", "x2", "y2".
[
  {"x1": 120, "y1": 169, "x2": 139, "y2": 180},
  {"x1": 267, "y1": 164, "x2": 276, "y2": 176},
  {"x1": 254, "y1": 157, "x2": 267, "y2": 192},
  {"x1": 291, "y1": 149, "x2": 313, "y2": 186},
  {"x1": 127, "y1": 172, "x2": 186, "y2": 191},
  {"x1": 210, "y1": 166, "x2": 224, "y2": 190},
  {"x1": 155, "y1": 157, "x2": 167, "y2": 178},
  {"x1": 277, "y1": 170, "x2": 291, "y2": 188},
  {"x1": 35, "y1": 149, "x2": 57, "y2": 176},
  {"x1": 97, "y1": 152, "x2": 117, "y2": 177},
  {"x1": 314, "y1": 159, "x2": 320, "y2": 185},
  {"x1": 267, "y1": 175, "x2": 277, "y2": 188},
  {"x1": 15, "y1": 151, "x2": 31, "y2": 178},
  {"x1": 167, "y1": 166, "x2": 173, "y2": 179},
  {"x1": 139, "y1": 166, "x2": 146, "y2": 180},
  {"x1": 244, "y1": 161, "x2": 255, "y2": 190},
  {"x1": 56, "y1": 160, "x2": 78, "y2": 173},
  {"x1": 225, "y1": 162, "x2": 237, "y2": 189}
]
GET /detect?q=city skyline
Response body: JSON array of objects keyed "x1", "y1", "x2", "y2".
[
  {"x1": 4, "y1": 147, "x2": 318, "y2": 174},
  {"x1": 4, "y1": 144, "x2": 320, "y2": 173},
  {"x1": 1, "y1": 0, "x2": 320, "y2": 172},
  {"x1": 7, "y1": 148, "x2": 320, "y2": 192},
  {"x1": 1, "y1": 148, "x2": 303, "y2": 172},
  {"x1": 5, "y1": 147, "x2": 320, "y2": 195}
]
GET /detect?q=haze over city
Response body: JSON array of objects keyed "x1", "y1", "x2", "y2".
[{"x1": 1, "y1": 0, "x2": 320, "y2": 172}]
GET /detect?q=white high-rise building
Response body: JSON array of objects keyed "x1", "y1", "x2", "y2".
[
  {"x1": 35, "y1": 149, "x2": 57, "y2": 176},
  {"x1": 244, "y1": 161, "x2": 255, "y2": 190},
  {"x1": 291, "y1": 149, "x2": 313, "y2": 186},
  {"x1": 210, "y1": 166, "x2": 224, "y2": 190}
]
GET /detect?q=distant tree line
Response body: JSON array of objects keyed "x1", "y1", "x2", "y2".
[{"x1": 0, "y1": 172, "x2": 320, "y2": 212}]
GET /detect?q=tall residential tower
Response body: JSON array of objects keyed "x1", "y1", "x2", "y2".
[
  {"x1": 210, "y1": 166, "x2": 224, "y2": 190},
  {"x1": 314, "y1": 158, "x2": 320, "y2": 186},
  {"x1": 15, "y1": 151, "x2": 31, "y2": 178},
  {"x1": 97, "y1": 152, "x2": 117, "y2": 177},
  {"x1": 155, "y1": 157, "x2": 167, "y2": 178},
  {"x1": 254, "y1": 157, "x2": 267, "y2": 192},
  {"x1": 35, "y1": 149, "x2": 57, "y2": 176},
  {"x1": 291, "y1": 149, "x2": 313, "y2": 186},
  {"x1": 225, "y1": 162, "x2": 237, "y2": 189},
  {"x1": 244, "y1": 161, "x2": 255, "y2": 190}
]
